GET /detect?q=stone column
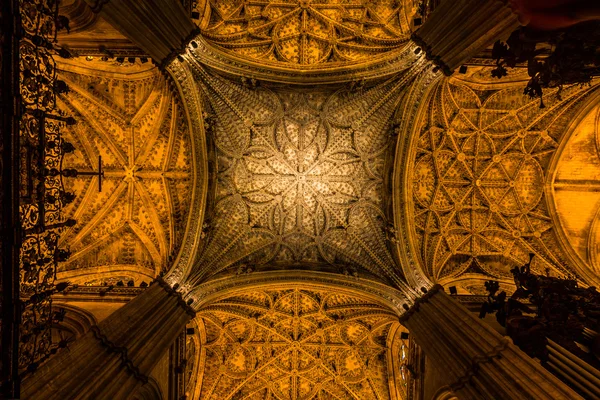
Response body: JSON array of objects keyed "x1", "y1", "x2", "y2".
[
  {"x1": 83, "y1": 0, "x2": 198, "y2": 64},
  {"x1": 401, "y1": 286, "x2": 582, "y2": 400},
  {"x1": 413, "y1": 0, "x2": 519, "y2": 74},
  {"x1": 21, "y1": 278, "x2": 195, "y2": 400}
]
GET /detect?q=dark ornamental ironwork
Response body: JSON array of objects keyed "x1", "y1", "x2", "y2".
[
  {"x1": 480, "y1": 254, "x2": 600, "y2": 369},
  {"x1": 16, "y1": 0, "x2": 78, "y2": 376}
]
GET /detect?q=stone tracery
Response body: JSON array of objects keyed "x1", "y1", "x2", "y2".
[
  {"x1": 187, "y1": 64, "x2": 407, "y2": 285},
  {"x1": 197, "y1": 287, "x2": 397, "y2": 399}
]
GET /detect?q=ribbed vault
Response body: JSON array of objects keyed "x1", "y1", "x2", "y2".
[
  {"x1": 196, "y1": 0, "x2": 415, "y2": 66},
  {"x1": 196, "y1": 287, "x2": 398, "y2": 400},
  {"x1": 184, "y1": 64, "x2": 411, "y2": 286},
  {"x1": 400, "y1": 68, "x2": 600, "y2": 293},
  {"x1": 56, "y1": 60, "x2": 194, "y2": 284}
]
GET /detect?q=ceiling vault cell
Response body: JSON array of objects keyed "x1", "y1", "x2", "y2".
[
  {"x1": 55, "y1": 60, "x2": 195, "y2": 285},
  {"x1": 182, "y1": 62, "x2": 414, "y2": 288},
  {"x1": 195, "y1": 286, "x2": 399, "y2": 400},
  {"x1": 401, "y1": 72, "x2": 600, "y2": 294}
]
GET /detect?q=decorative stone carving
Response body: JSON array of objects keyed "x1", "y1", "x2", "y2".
[
  {"x1": 186, "y1": 64, "x2": 412, "y2": 286},
  {"x1": 196, "y1": 287, "x2": 398, "y2": 399},
  {"x1": 401, "y1": 72, "x2": 599, "y2": 291},
  {"x1": 198, "y1": 0, "x2": 414, "y2": 66},
  {"x1": 55, "y1": 60, "x2": 195, "y2": 278}
]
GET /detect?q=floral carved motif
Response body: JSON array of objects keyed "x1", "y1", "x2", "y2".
[
  {"x1": 188, "y1": 66, "x2": 407, "y2": 285},
  {"x1": 197, "y1": 287, "x2": 397, "y2": 399}
]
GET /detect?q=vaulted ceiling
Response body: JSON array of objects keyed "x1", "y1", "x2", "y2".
[
  {"x1": 56, "y1": 60, "x2": 194, "y2": 285},
  {"x1": 188, "y1": 67, "x2": 405, "y2": 285},
  {"x1": 197, "y1": 0, "x2": 415, "y2": 65},
  {"x1": 399, "y1": 67, "x2": 600, "y2": 293},
  {"x1": 49, "y1": 1, "x2": 600, "y2": 399}
]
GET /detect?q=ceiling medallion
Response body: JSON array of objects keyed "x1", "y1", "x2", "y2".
[
  {"x1": 189, "y1": 65, "x2": 406, "y2": 284},
  {"x1": 196, "y1": 288, "x2": 397, "y2": 399}
]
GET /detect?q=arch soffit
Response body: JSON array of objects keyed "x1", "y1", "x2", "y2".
[
  {"x1": 188, "y1": 270, "x2": 415, "y2": 314},
  {"x1": 184, "y1": 35, "x2": 422, "y2": 85},
  {"x1": 162, "y1": 59, "x2": 210, "y2": 283},
  {"x1": 392, "y1": 67, "x2": 442, "y2": 288}
]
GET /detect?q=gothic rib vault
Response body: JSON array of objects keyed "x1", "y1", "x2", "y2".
[
  {"x1": 197, "y1": 0, "x2": 415, "y2": 65},
  {"x1": 399, "y1": 67, "x2": 600, "y2": 293},
  {"x1": 42, "y1": 1, "x2": 600, "y2": 398},
  {"x1": 195, "y1": 287, "x2": 399, "y2": 400},
  {"x1": 55, "y1": 60, "x2": 196, "y2": 285},
  {"x1": 183, "y1": 62, "x2": 413, "y2": 287}
]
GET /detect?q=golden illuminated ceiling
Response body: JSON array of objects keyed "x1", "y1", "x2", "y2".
[
  {"x1": 188, "y1": 64, "x2": 407, "y2": 284},
  {"x1": 552, "y1": 103, "x2": 600, "y2": 284},
  {"x1": 405, "y1": 73, "x2": 598, "y2": 292},
  {"x1": 198, "y1": 0, "x2": 413, "y2": 65},
  {"x1": 196, "y1": 287, "x2": 397, "y2": 399},
  {"x1": 56, "y1": 60, "x2": 193, "y2": 284}
]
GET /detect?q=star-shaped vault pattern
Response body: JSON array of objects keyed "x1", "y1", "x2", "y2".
[
  {"x1": 197, "y1": 288, "x2": 397, "y2": 400},
  {"x1": 198, "y1": 0, "x2": 413, "y2": 65},
  {"x1": 56, "y1": 65, "x2": 192, "y2": 282},
  {"x1": 411, "y1": 79, "x2": 586, "y2": 286},
  {"x1": 190, "y1": 66, "x2": 403, "y2": 284}
]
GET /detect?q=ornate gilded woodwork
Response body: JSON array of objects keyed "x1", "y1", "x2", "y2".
[
  {"x1": 186, "y1": 65, "x2": 410, "y2": 286},
  {"x1": 196, "y1": 287, "x2": 398, "y2": 399},
  {"x1": 403, "y1": 72, "x2": 599, "y2": 292},
  {"x1": 552, "y1": 103, "x2": 600, "y2": 285},
  {"x1": 54, "y1": 60, "x2": 194, "y2": 282},
  {"x1": 198, "y1": 0, "x2": 414, "y2": 66}
]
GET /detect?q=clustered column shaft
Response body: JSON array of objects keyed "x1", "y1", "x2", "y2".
[
  {"x1": 21, "y1": 279, "x2": 195, "y2": 400},
  {"x1": 401, "y1": 286, "x2": 582, "y2": 400},
  {"x1": 413, "y1": 0, "x2": 520, "y2": 74},
  {"x1": 83, "y1": 0, "x2": 198, "y2": 64}
]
